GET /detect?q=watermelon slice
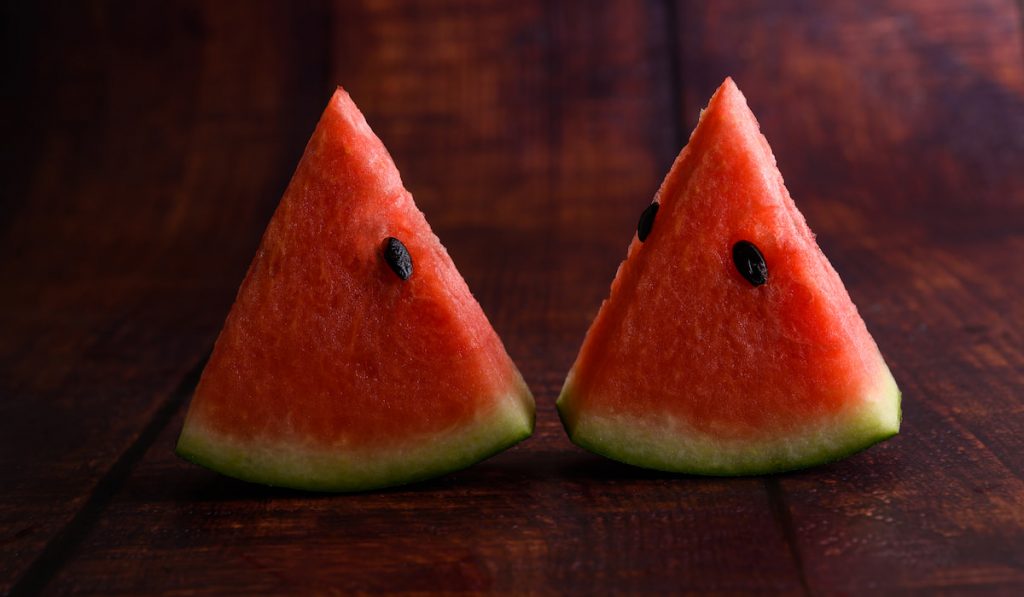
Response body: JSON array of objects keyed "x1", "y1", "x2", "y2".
[
  {"x1": 557, "y1": 78, "x2": 900, "y2": 475},
  {"x1": 177, "y1": 88, "x2": 535, "y2": 492}
]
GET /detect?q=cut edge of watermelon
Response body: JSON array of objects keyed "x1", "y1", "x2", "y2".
[
  {"x1": 176, "y1": 388, "x2": 535, "y2": 492},
  {"x1": 556, "y1": 367, "x2": 900, "y2": 476}
]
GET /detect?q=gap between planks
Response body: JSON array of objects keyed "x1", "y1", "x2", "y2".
[
  {"x1": 766, "y1": 477, "x2": 813, "y2": 597},
  {"x1": 1018, "y1": 0, "x2": 1024, "y2": 62},
  {"x1": 663, "y1": 0, "x2": 688, "y2": 152},
  {"x1": 7, "y1": 357, "x2": 208, "y2": 597}
]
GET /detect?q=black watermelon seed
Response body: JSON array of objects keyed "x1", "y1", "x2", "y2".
[
  {"x1": 637, "y1": 202, "x2": 659, "y2": 242},
  {"x1": 732, "y1": 240, "x2": 768, "y2": 286},
  {"x1": 383, "y1": 237, "x2": 413, "y2": 281}
]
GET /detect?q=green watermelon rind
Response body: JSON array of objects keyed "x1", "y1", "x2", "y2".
[
  {"x1": 176, "y1": 385, "x2": 534, "y2": 493},
  {"x1": 556, "y1": 368, "x2": 901, "y2": 476}
]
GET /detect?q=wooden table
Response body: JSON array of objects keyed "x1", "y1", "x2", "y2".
[{"x1": 3, "y1": 1, "x2": 1023, "y2": 594}]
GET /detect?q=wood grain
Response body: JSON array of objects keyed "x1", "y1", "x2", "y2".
[{"x1": 1, "y1": 0, "x2": 1022, "y2": 593}]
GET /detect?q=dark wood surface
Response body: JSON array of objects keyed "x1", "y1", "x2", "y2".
[{"x1": 2, "y1": 0, "x2": 1022, "y2": 594}]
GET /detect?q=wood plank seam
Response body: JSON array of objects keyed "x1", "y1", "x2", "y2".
[
  {"x1": 1018, "y1": 0, "x2": 1024, "y2": 60},
  {"x1": 663, "y1": 0, "x2": 687, "y2": 152},
  {"x1": 766, "y1": 478, "x2": 813, "y2": 597},
  {"x1": 6, "y1": 357, "x2": 208, "y2": 597}
]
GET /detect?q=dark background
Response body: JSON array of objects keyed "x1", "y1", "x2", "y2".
[{"x1": 2, "y1": 1, "x2": 1023, "y2": 594}]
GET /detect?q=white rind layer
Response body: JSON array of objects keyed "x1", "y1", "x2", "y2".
[
  {"x1": 177, "y1": 386, "x2": 534, "y2": 492},
  {"x1": 557, "y1": 366, "x2": 900, "y2": 475}
]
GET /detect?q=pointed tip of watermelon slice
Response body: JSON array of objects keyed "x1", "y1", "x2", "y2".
[
  {"x1": 718, "y1": 75, "x2": 739, "y2": 94},
  {"x1": 692, "y1": 76, "x2": 742, "y2": 123}
]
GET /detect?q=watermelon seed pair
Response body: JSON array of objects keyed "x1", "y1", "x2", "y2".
[
  {"x1": 176, "y1": 77, "x2": 901, "y2": 492},
  {"x1": 635, "y1": 201, "x2": 768, "y2": 287}
]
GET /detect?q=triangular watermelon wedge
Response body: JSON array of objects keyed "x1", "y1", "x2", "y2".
[
  {"x1": 177, "y1": 89, "x2": 535, "y2": 491},
  {"x1": 557, "y1": 78, "x2": 900, "y2": 475}
]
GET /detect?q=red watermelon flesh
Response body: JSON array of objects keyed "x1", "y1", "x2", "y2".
[
  {"x1": 177, "y1": 88, "x2": 534, "y2": 491},
  {"x1": 557, "y1": 78, "x2": 900, "y2": 474}
]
